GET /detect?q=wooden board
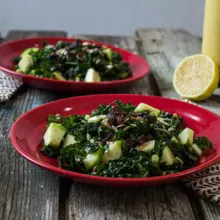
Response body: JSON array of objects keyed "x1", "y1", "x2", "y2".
[
  {"x1": 136, "y1": 28, "x2": 220, "y2": 220},
  {"x1": 4, "y1": 30, "x2": 66, "y2": 41},
  {"x1": 0, "y1": 31, "x2": 68, "y2": 220},
  {"x1": 68, "y1": 182, "x2": 197, "y2": 220},
  {"x1": 66, "y1": 34, "x2": 197, "y2": 220},
  {"x1": 136, "y1": 28, "x2": 220, "y2": 115},
  {"x1": 1, "y1": 29, "x2": 219, "y2": 220}
]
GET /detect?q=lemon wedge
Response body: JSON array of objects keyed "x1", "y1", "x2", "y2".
[{"x1": 173, "y1": 54, "x2": 219, "y2": 101}]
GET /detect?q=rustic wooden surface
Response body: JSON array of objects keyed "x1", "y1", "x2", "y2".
[
  {"x1": 68, "y1": 34, "x2": 195, "y2": 220},
  {"x1": 0, "y1": 31, "x2": 68, "y2": 220},
  {"x1": 4, "y1": 30, "x2": 67, "y2": 41},
  {"x1": 136, "y1": 28, "x2": 220, "y2": 114},
  {"x1": 136, "y1": 28, "x2": 220, "y2": 220},
  {"x1": 0, "y1": 29, "x2": 219, "y2": 220}
]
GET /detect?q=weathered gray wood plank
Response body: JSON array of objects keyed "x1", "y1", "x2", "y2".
[
  {"x1": 136, "y1": 28, "x2": 220, "y2": 220},
  {"x1": 67, "y1": 34, "x2": 196, "y2": 220},
  {"x1": 136, "y1": 28, "x2": 220, "y2": 115},
  {"x1": 4, "y1": 30, "x2": 66, "y2": 41},
  {"x1": 200, "y1": 200, "x2": 220, "y2": 220},
  {"x1": 0, "y1": 30, "x2": 68, "y2": 220},
  {"x1": 0, "y1": 89, "x2": 61, "y2": 220},
  {"x1": 136, "y1": 29, "x2": 200, "y2": 90},
  {"x1": 73, "y1": 34, "x2": 138, "y2": 53},
  {"x1": 68, "y1": 183, "x2": 195, "y2": 220},
  {"x1": 190, "y1": 197, "x2": 220, "y2": 220},
  {"x1": 0, "y1": 32, "x2": 2, "y2": 43}
]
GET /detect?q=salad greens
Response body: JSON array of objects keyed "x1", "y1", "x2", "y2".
[
  {"x1": 41, "y1": 101, "x2": 213, "y2": 178},
  {"x1": 13, "y1": 40, "x2": 132, "y2": 82}
]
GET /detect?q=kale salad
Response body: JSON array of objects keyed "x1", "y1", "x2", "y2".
[
  {"x1": 13, "y1": 40, "x2": 132, "y2": 82},
  {"x1": 41, "y1": 101, "x2": 213, "y2": 178}
]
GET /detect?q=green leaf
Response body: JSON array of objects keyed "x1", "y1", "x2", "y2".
[
  {"x1": 194, "y1": 137, "x2": 213, "y2": 151},
  {"x1": 41, "y1": 145, "x2": 61, "y2": 158}
]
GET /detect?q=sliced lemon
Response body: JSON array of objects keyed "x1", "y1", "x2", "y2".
[{"x1": 173, "y1": 54, "x2": 219, "y2": 101}]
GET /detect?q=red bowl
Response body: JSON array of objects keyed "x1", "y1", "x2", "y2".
[
  {"x1": 10, "y1": 94, "x2": 220, "y2": 187},
  {"x1": 0, "y1": 37, "x2": 150, "y2": 93}
]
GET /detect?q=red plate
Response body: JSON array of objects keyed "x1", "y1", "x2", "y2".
[
  {"x1": 10, "y1": 94, "x2": 220, "y2": 187},
  {"x1": 0, "y1": 37, "x2": 150, "y2": 93}
]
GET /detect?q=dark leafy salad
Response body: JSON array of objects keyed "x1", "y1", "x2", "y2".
[
  {"x1": 41, "y1": 101, "x2": 213, "y2": 178},
  {"x1": 13, "y1": 40, "x2": 132, "y2": 82}
]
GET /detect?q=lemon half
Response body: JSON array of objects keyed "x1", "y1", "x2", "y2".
[{"x1": 173, "y1": 54, "x2": 219, "y2": 101}]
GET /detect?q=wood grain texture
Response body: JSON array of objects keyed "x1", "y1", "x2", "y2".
[
  {"x1": 1, "y1": 30, "x2": 219, "y2": 220},
  {"x1": 136, "y1": 28, "x2": 220, "y2": 115},
  {"x1": 136, "y1": 28, "x2": 220, "y2": 220},
  {"x1": 199, "y1": 199, "x2": 220, "y2": 220},
  {"x1": 0, "y1": 88, "x2": 61, "y2": 220},
  {"x1": 68, "y1": 34, "x2": 196, "y2": 220},
  {"x1": 0, "y1": 30, "x2": 68, "y2": 220},
  {"x1": 189, "y1": 196, "x2": 220, "y2": 220},
  {"x1": 136, "y1": 29, "x2": 200, "y2": 90},
  {"x1": 4, "y1": 30, "x2": 66, "y2": 42},
  {"x1": 68, "y1": 183, "x2": 195, "y2": 220}
]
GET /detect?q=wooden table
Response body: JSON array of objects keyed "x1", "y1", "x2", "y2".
[{"x1": 0, "y1": 29, "x2": 220, "y2": 220}]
